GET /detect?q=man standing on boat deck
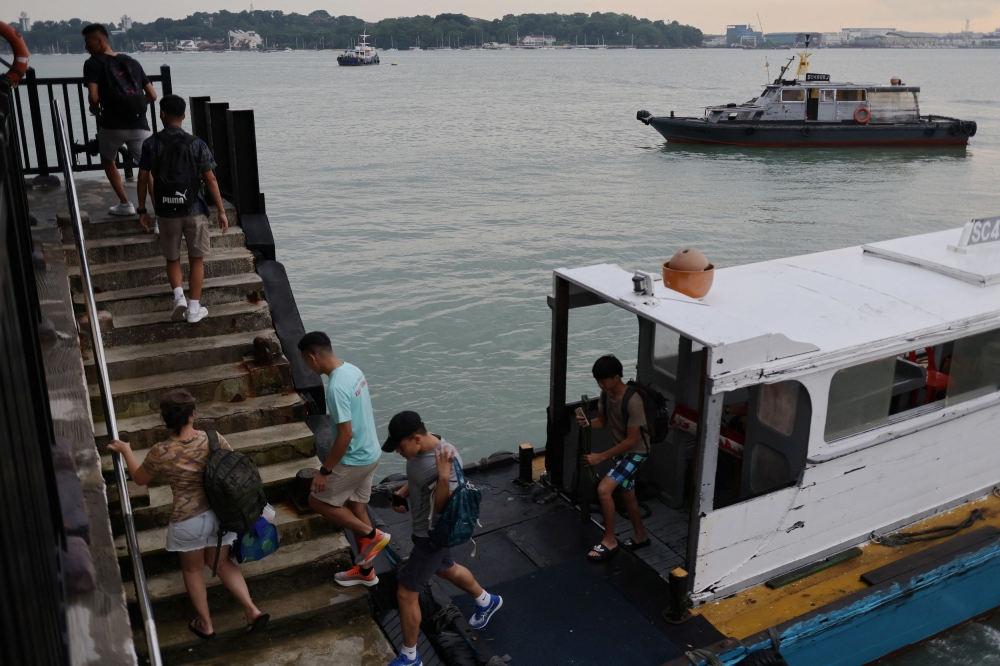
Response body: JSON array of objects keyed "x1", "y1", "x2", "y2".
[
  {"x1": 298, "y1": 332, "x2": 390, "y2": 585},
  {"x1": 576, "y1": 354, "x2": 651, "y2": 561},
  {"x1": 384, "y1": 411, "x2": 503, "y2": 666},
  {"x1": 82, "y1": 23, "x2": 157, "y2": 216},
  {"x1": 137, "y1": 95, "x2": 228, "y2": 324}
]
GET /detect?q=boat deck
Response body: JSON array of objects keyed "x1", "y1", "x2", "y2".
[
  {"x1": 694, "y1": 492, "x2": 1000, "y2": 641},
  {"x1": 366, "y1": 460, "x2": 725, "y2": 665}
]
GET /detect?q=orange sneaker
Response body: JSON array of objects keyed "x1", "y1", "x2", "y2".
[
  {"x1": 355, "y1": 528, "x2": 391, "y2": 565},
  {"x1": 334, "y1": 565, "x2": 379, "y2": 587}
]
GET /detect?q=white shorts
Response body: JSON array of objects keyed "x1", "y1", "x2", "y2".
[
  {"x1": 165, "y1": 509, "x2": 237, "y2": 553},
  {"x1": 97, "y1": 127, "x2": 150, "y2": 163},
  {"x1": 311, "y1": 460, "x2": 379, "y2": 508}
]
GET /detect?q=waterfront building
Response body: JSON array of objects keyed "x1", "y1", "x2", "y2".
[
  {"x1": 18, "y1": 11, "x2": 30, "y2": 32},
  {"x1": 842, "y1": 27, "x2": 896, "y2": 40},
  {"x1": 884, "y1": 31, "x2": 941, "y2": 47},
  {"x1": 726, "y1": 24, "x2": 762, "y2": 45},
  {"x1": 518, "y1": 34, "x2": 556, "y2": 46}
]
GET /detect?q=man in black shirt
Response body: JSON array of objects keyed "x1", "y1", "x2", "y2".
[{"x1": 82, "y1": 24, "x2": 157, "y2": 216}]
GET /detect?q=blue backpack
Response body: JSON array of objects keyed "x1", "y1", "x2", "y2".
[{"x1": 429, "y1": 459, "x2": 482, "y2": 549}]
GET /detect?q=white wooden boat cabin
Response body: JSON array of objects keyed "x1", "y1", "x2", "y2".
[{"x1": 545, "y1": 220, "x2": 1000, "y2": 614}]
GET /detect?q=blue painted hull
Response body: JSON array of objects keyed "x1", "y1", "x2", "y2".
[{"x1": 705, "y1": 540, "x2": 1000, "y2": 665}]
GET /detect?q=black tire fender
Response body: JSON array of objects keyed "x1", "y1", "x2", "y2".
[
  {"x1": 801, "y1": 127, "x2": 811, "y2": 137},
  {"x1": 744, "y1": 127, "x2": 756, "y2": 136}
]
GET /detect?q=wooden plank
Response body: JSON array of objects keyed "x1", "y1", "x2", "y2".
[
  {"x1": 766, "y1": 547, "x2": 862, "y2": 589},
  {"x1": 861, "y1": 525, "x2": 1000, "y2": 586}
]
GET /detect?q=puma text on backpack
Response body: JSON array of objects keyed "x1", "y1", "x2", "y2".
[
  {"x1": 203, "y1": 430, "x2": 266, "y2": 575},
  {"x1": 620, "y1": 380, "x2": 669, "y2": 452},
  {"x1": 152, "y1": 131, "x2": 203, "y2": 216},
  {"x1": 429, "y1": 458, "x2": 482, "y2": 550},
  {"x1": 102, "y1": 54, "x2": 147, "y2": 118}
]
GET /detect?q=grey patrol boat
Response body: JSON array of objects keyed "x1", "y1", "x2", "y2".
[{"x1": 637, "y1": 49, "x2": 977, "y2": 147}]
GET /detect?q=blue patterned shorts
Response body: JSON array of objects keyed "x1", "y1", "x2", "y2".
[{"x1": 606, "y1": 453, "x2": 648, "y2": 492}]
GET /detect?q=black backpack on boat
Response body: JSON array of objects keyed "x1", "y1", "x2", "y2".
[{"x1": 203, "y1": 430, "x2": 266, "y2": 576}]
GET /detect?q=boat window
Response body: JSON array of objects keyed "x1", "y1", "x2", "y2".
[
  {"x1": 825, "y1": 357, "x2": 896, "y2": 441},
  {"x1": 836, "y1": 89, "x2": 866, "y2": 102},
  {"x1": 825, "y1": 330, "x2": 1000, "y2": 442},
  {"x1": 758, "y1": 381, "x2": 800, "y2": 436},
  {"x1": 945, "y1": 328, "x2": 1000, "y2": 406},
  {"x1": 653, "y1": 325, "x2": 680, "y2": 377},
  {"x1": 781, "y1": 89, "x2": 805, "y2": 102},
  {"x1": 820, "y1": 90, "x2": 835, "y2": 102}
]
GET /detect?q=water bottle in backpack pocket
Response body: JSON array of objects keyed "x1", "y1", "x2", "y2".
[
  {"x1": 202, "y1": 430, "x2": 267, "y2": 575},
  {"x1": 152, "y1": 131, "x2": 203, "y2": 216}
]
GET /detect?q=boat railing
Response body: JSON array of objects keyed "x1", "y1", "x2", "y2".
[{"x1": 51, "y1": 97, "x2": 164, "y2": 666}]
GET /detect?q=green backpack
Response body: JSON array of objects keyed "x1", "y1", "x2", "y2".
[
  {"x1": 429, "y1": 459, "x2": 482, "y2": 549},
  {"x1": 203, "y1": 430, "x2": 266, "y2": 575}
]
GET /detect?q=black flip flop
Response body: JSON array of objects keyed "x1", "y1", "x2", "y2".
[
  {"x1": 622, "y1": 537, "x2": 651, "y2": 551},
  {"x1": 587, "y1": 543, "x2": 619, "y2": 561},
  {"x1": 246, "y1": 613, "x2": 270, "y2": 634},
  {"x1": 189, "y1": 617, "x2": 215, "y2": 640}
]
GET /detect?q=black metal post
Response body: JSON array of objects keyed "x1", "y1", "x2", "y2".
[
  {"x1": 159, "y1": 65, "x2": 172, "y2": 96},
  {"x1": 205, "y1": 102, "x2": 232, "y2": 200},
  {"x1": 518, "y1": 444, "x2": 534, "y2": 485},
  {"x1": 25, "y1": 69, "x2": 53, "y2": 180},
  {"x1": 188, "y1": 96, "x2": 211, "y2": 144},
  {"x1": 226, "y1": 109, "x2": 261, "y2": 217},
  {"x1": 545, "y1": 276, "x2": 570, "y2": 489}
]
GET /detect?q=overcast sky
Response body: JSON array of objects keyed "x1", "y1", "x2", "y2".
[{"x1": 17, "y1": 0, "x2": 1000, "y2": 34}]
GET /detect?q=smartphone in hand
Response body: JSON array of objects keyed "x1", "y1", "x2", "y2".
[{"x1": 575, "y1": 406, "x2": 590, "y2": 427}]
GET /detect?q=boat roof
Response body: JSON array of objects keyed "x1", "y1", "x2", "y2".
[{"x1": 555, "y1": 226, "x2": 1000, "y2": 389}]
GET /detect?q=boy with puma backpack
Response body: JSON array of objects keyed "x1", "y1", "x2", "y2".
[{"x1": 137, "y1": 95, "x2": 229, "y2": 324}]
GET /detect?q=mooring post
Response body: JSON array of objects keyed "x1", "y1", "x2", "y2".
[
  {"x1": 664, "y1": 568, "x2": 692, "y2": 624},
  {"x1": 518, "y1": 443, "x2": 534, "y2": 485}
]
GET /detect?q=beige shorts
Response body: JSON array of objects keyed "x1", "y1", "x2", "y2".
[
  {"x1": 97, "y1": 127, "x2": 150, "y2": 163},
  {"x1": 311, "y1": 460, "x2": 379, "y2": 508},
  {"x1": 159, "y1": 214, "x2": 211, "y2": 261}
]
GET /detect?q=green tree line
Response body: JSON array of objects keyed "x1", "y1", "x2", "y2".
[{"x1": 7, "y1": 11, "x2": 703, "y2": 53}]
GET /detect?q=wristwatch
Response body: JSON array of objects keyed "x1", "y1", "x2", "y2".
[
  {"x1": 318, "y1": 466, "x2": 332, "y2": 476},
  {"x1": 136, "y1": 208, "x2": 147, "y2": 214}
]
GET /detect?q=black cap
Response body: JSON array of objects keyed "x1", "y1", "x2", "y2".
[{"x1": 383, "y1": 410, "x2": 423, "y2": 452}]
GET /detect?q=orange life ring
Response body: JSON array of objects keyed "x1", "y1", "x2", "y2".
[
  {"x1": 854, "y1": 107, "x2": 871, "y2": 124},
  {"x1": 0, "y1": 22, "x2": 30, "y2": 86}
]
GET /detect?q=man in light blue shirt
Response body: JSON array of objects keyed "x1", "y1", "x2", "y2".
[{"x1": 298, "y1": 331, "x2": 389, "y2": 587}]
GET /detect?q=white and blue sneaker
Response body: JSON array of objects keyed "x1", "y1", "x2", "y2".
[
  {"x1": 387, "y1": 652, "x2": 422, "y2": 666},
  {"x1": 468, "y1": 594, "x2": 503, "y2": 629}
]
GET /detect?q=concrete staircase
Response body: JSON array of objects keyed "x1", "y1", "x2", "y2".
[{"x1": 64, "y1": 204, "x2": 371, "y2": 665}]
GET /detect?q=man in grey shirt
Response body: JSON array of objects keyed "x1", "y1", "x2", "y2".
[{"x1": 383, "y1": 411, "x2": 503, "y2": 666}]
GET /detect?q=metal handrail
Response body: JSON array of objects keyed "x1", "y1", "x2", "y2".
[{"x1": 51, "y1": 98, "x2": 163, "y2": 666}]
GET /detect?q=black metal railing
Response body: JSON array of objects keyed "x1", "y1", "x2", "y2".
[
  {"x1": 0, "y1": 78, "x2": 71, "y2": 665},
  {"x1": 12, "y1": 65, "x2": 172, "y2": 178}
]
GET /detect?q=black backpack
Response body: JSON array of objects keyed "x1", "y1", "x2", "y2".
[
  {"x1": 101, "y1": 54, "x2": 147, "y2": 118},
  {"x1": 203, "y1": 430, "x2": 266, "y2": 575},
  {"x1": 152, "y1": 131, "x2": 202, "y2": 216},
  {"x1": 619, "y1": 380, "x2": 669, "y2": 452}
]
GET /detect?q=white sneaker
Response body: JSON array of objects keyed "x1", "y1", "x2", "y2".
[
  {"x1": 171, "y1": 297, "x2": 188, "y2": 322},
  {"x1": 185, "y1": 305, "x2": 208, "y2": 323},
  {"x1": 108, "y1": 201, "x2": 136, "y2": 216}
]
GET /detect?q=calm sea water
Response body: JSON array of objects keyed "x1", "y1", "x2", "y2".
[{"x1": 31, "y1": 49, "x2": 1000, "y2": 663}]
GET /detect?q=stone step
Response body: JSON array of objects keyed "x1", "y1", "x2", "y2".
[
  {"x1": 95, "y1": 391, "x2": 308, "y2": 449},
  {"x1": 93, "y1": 300, "x2": 272, "y2": 349},
  {"x1": 85, "y1": 329, "x2": 272, "y2": 383},
  {"x1": 102, "y1": 421, "x2": 316, "y2": 479},
  {"x1": 164, "y1": 615, "x2": 394, "y2": 666},
  {"x1": 147, "y1": 574, "x2": 370, "y2": 665},
  {"x1": 76, "y1": 272, "x2": 265, "y2": 319},
  {"x1": 59, "y1": 204, "x2": 236, "y2": 242},
  {"x1": 116, "y1": 503, "x2": 336, "y2": 579},
  {"x1": 69, "y1": 247, "x2": 255, "y2": 294},
  {"x1": 127, "y1": 532, "x2": 352, "y2": 619},
  {"x1": 89, "y1": 359, "x2": 293, "y2": 422},
  {"x1": 109, "y1": 455, "x2": 320, "y2": 533},
  {"x1": 65, "y1": 227, "x2": 247, "y2": 267}
]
